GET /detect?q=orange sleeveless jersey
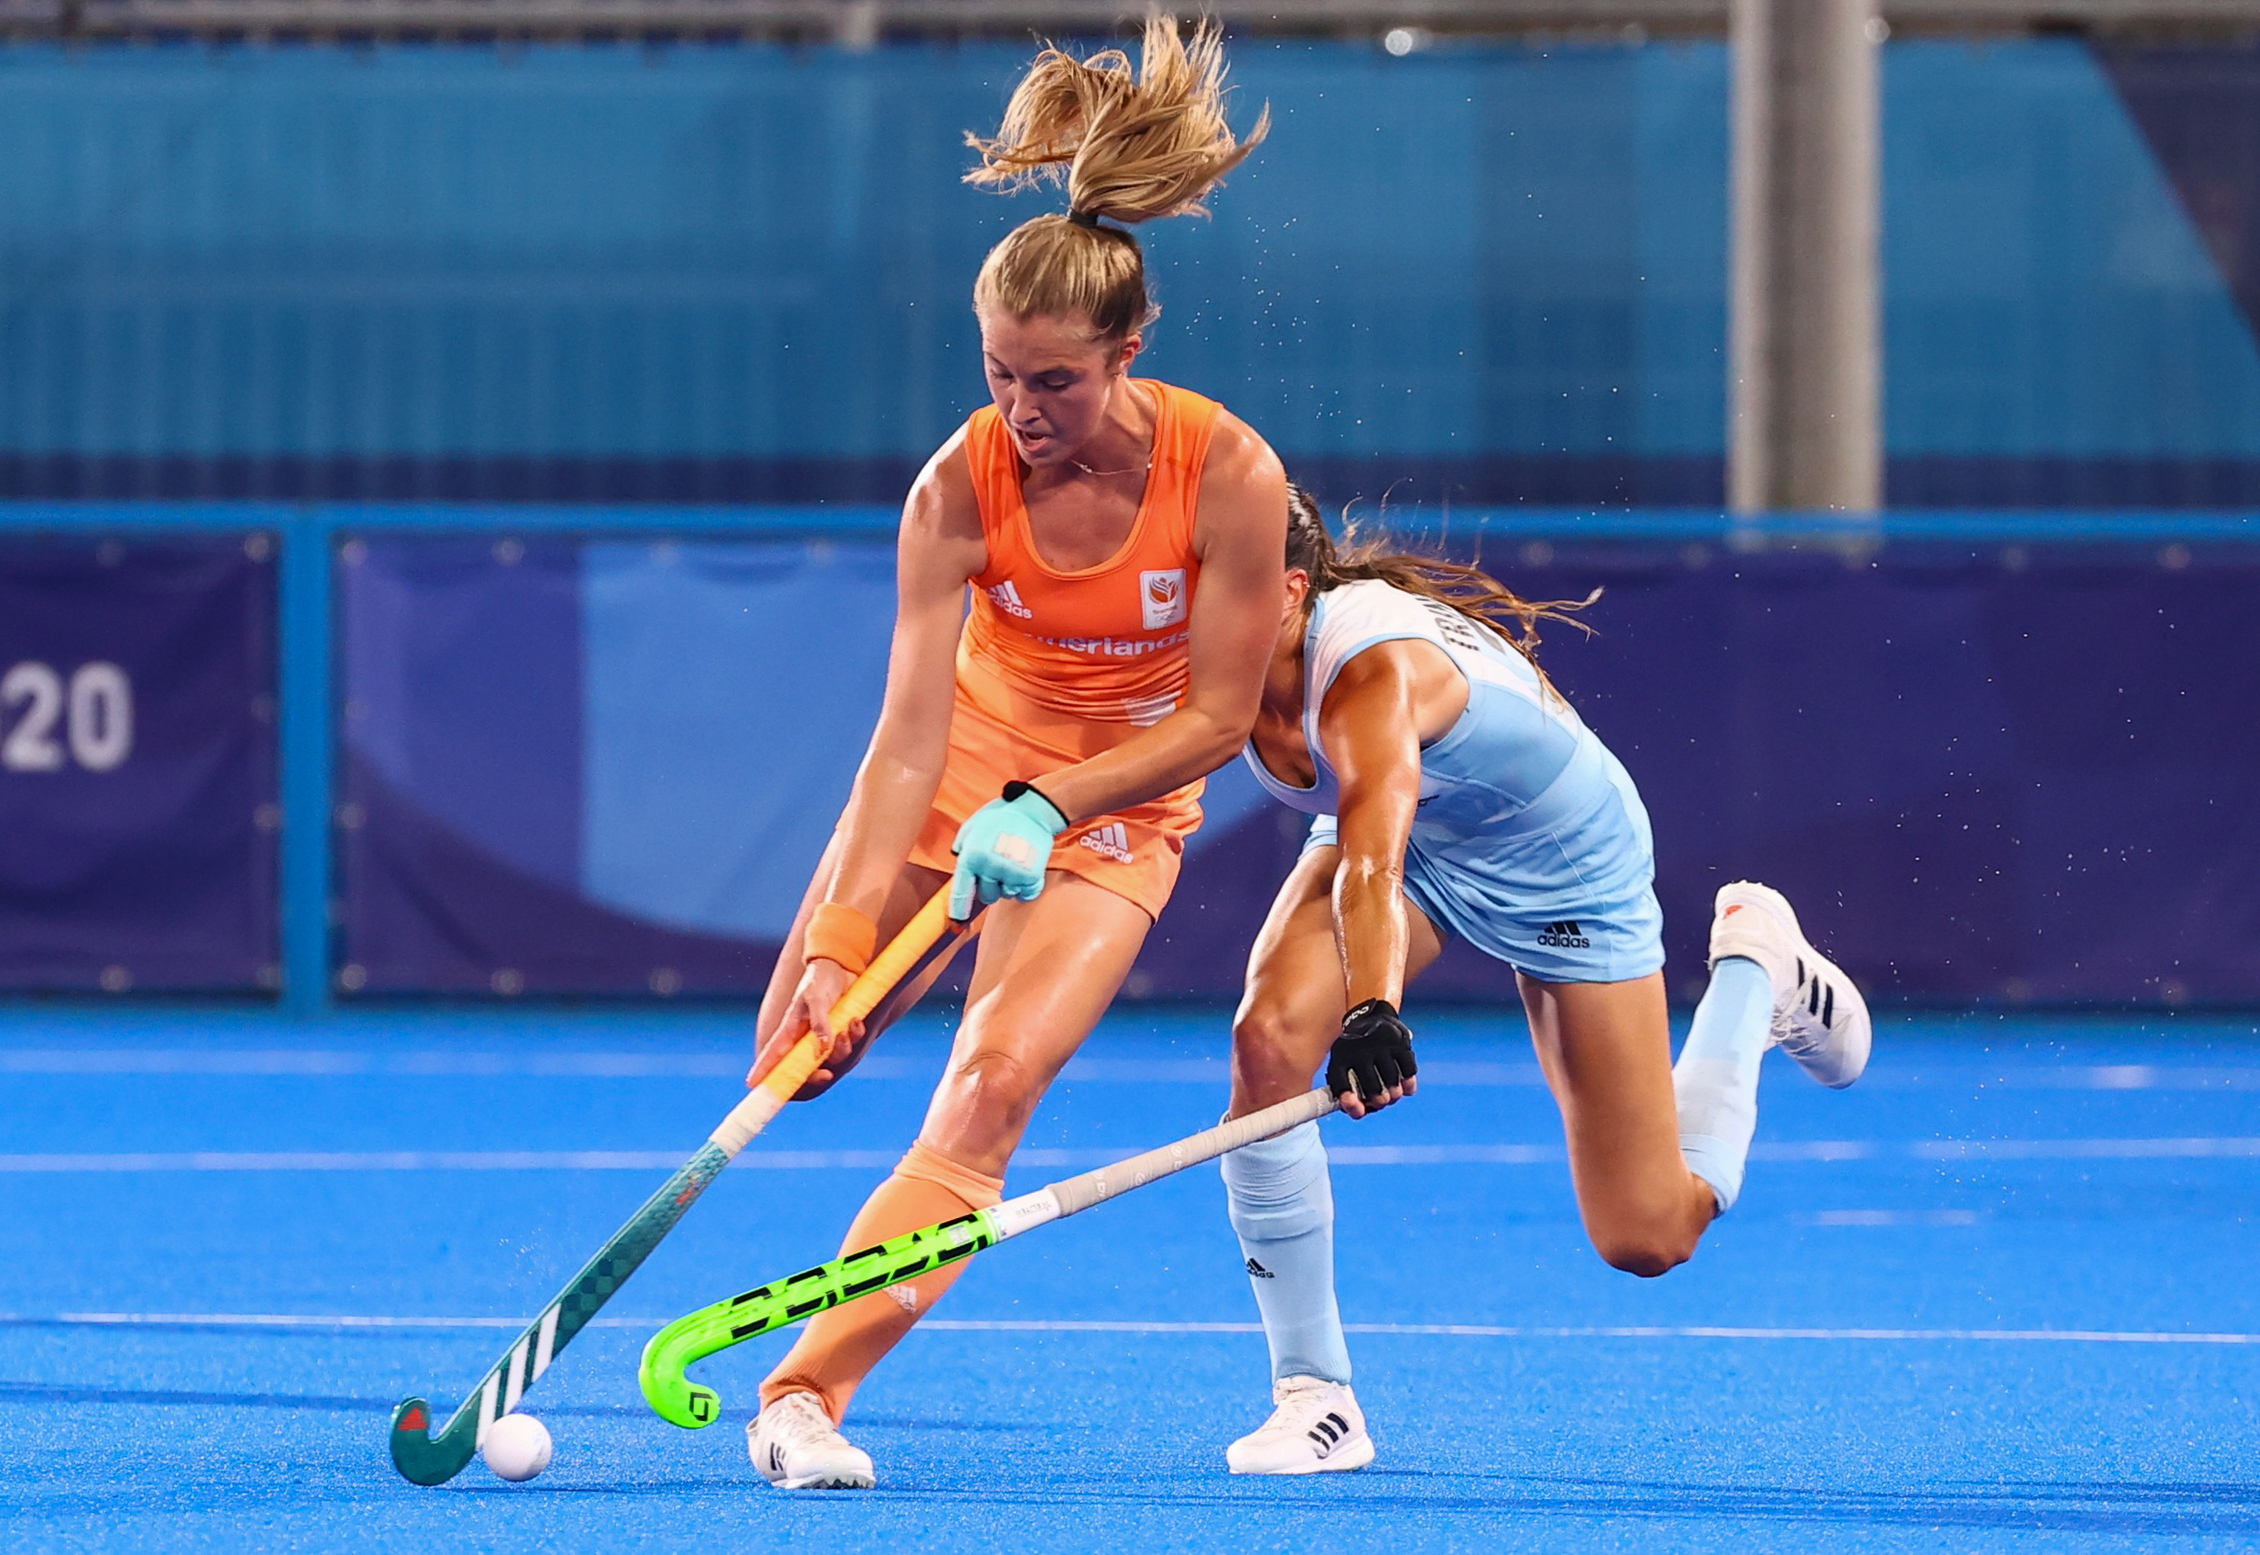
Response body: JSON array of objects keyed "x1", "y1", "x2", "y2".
[
  {"x1": 960, "y1": 379, "x2": 1219, "y2": 725},
  {"x1": 904, "y1": 379, "x2": 1223, "y2": 919}
]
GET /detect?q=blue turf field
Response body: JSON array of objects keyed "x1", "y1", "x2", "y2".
[{"x1": 2, "y1": 1006, "x2": 2257, "y2": 1551}]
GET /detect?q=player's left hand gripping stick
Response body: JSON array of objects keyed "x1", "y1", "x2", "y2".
[
  {"x1": 387, "y1": 888, "x2": 963, "y2": 1487},
  {"x1": 638, "y1": 1086, "x2": 1341, "y2": 1429}
]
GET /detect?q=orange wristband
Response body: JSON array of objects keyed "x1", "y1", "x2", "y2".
[{"x1": 803, "y1": 902, "x2": 877, "y2": 975}]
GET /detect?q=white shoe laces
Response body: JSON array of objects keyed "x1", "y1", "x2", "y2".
[
  {"x1": 764, "y1": 1393, "x2": 846, "y2": 1455},
  {"x1": 1254, "y1": 1377, "x2": 1342, "y2": 1435}
]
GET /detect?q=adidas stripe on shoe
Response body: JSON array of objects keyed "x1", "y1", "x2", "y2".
[
  {"x1": 747, "y1": 1391, "x2": 875, "y2": 1491},
  {"x1": 1708, "y1": 881, "x2": 1871, "y2": 1089},
  {"x1": 1225, "y1": 1377, "x2": 1374, "y2": 1476}
]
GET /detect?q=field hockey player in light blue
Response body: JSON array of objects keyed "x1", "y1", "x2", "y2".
[{"x1": 1217, "y1": 486, "x2": 1874, "y2": 1474}]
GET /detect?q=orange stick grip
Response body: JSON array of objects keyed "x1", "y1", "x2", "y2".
[{"x1": 755, "y1": 889, "x2": 955, "y2": 1104}]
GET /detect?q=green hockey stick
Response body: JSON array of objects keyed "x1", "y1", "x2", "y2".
[
  {"x1": 639, "y1": 1085, "x2": 1338, "y2": 1428},
  {"x1": 388, "y1": 889, "x2": 963, "y2": 1485}
]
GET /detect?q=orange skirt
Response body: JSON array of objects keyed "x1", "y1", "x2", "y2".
[{"x1": 907, "y1": 652, "x2": 1204, "y2": 921}]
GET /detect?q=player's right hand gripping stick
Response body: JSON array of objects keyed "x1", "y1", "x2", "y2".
[{"x1": 1327, "y1": 998, "x2": 1418, "y2": 1107}]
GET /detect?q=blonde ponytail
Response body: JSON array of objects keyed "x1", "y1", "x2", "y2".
[
  {"x1": 966, "y1": 16, "x2": 1268, "y2": 340},
  {"x1": 967, "y1": 15, "x2": 1267, "y2": 223}
]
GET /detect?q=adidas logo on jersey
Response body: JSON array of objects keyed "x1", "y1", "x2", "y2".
[
  {"x1": 985, "y1": 579, "x2": 1033, "y2": 619},
  {"x1": 1077, "y1": 822, "x2": 1134, "y2": 864},
  {"x1": 1536, "y1": 920, "x2": 1591, "y2": 949}
]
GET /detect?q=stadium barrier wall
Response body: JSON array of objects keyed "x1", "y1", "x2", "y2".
[
  {"x1": 0, "y1": 531, "x2": 277, "y2": 992},
  {"x1": 4, "y1": 41, "x2": 2260, "y2": 507},
  {"x1": 3, "y1": 503, "x2": 2255, "y2": 1010}
]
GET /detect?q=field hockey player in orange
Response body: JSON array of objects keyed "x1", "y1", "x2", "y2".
[{"x1": 736, "y1": 18, "x2": 1290, "y2": 1491}]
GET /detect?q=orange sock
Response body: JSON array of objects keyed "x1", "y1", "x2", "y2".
[{"x1": 759, "y1": 1141, "x2": 1004, "y2": 1423}]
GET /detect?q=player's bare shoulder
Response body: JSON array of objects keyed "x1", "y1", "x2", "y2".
[
  {"x1": 901, "y1": 424, "x2": 987, "y2": 571},
  {"x1": 1201, "y1": 407, "x2": 1287, "y2": 493},
  {"x1": 1193, "y1": 407, "x2": 1289, "y2": 555}
]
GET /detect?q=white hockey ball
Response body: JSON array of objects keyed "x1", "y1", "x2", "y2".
[{"x1": 483, "y1": 1413, "x2": 553, "y2": 1483}]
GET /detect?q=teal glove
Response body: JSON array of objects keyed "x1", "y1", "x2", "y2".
[{"x1": 950, "y1": 781, "x2": 1069, "y2": 921}]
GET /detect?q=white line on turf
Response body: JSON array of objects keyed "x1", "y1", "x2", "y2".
[
  {"x1": 7, "y1": 1048, "x2": 2260, "y2": 1090},
  {"x1": 0, "y1": 1050, "x2": 745, "y2": 1077},
  {"x1": 0, "y1": 1051, "x2": 1268, "y2": 1083},
  {"x1": 1324, "y1": 1143, "x2": 1561, "y2": 1164},
  {"x1": 1800, "y1": 1209, "x2": 1984, "y2": 1227},
  {"x1": 4, "y1": 1138, "x2": 2259, "y2": 1170},
  {"x1": 0, "y1": 1149, "x2": 894, "y2": 1171},
  {"x1": 9, "y1": 1313, "x2": 2257, "y2": 1345},
  {"x1": 1334, "y1": 1324, "x2": 2260, "y2": 1344},
  {"x1": 1914, "y1": 1137, "x2": 2260, "y2": 1159}
]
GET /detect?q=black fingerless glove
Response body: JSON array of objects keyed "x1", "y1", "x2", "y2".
[{"x1": 1327, "y1": 998, "x2": 1418, "y2": 1103}]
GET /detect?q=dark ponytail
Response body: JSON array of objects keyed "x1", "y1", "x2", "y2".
[{"x1": 1285, "y1": 483, "x2": 1597, "y2": 693}]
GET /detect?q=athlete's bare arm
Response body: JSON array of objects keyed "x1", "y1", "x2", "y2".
[
  {"x1": 775, "y1": 437, "x2": 986, "y2": 1049},
  {"x1": 1318, "y1": 639, "x2": 1470, "y2": 1011},
  {"x1": 823, "y1": 438, "x2": 985, "y2": 913},
  {"x1": 1036, "y1": 412, "x2": 1290, "y2": 824}
]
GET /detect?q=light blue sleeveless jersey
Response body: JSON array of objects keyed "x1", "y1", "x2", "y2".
[{"x1": 1240, "y1": 578, "x2": 1664, "y2": 982}]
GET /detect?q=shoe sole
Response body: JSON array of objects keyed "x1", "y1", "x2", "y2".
[
  {"x1": 1228, "y1": 1434, "x2": 1376, "y2": 1475},
  {"x1": 769, "y1": 1471, "x2": 876, "y2": 1490},
  {"x1": 748, "y1": 1417, "x2": 876, "y2": 1491}
]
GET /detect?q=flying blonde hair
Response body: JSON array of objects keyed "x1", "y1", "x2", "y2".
[{"x1": 965, "y1": 15, "x2": 1269, "y2": 341}]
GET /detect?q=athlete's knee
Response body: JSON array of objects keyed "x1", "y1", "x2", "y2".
[
  {"x1": 1597, "y1": 1240, "x2": 1687, "y2": 1279},
  {"x1": 1231, "y1": 1001, "x2": 1326, "y2": 1105},
  {"x1": 1591, "y1": 1193, "x2": 1699, "y2": 1274},
  {"x1": 933, "y1": 1045, "x2": 1045, "y2": 1138},
  {"x1": 1591, "y1": 1219, "x2": 1699, "y2": 1278}
]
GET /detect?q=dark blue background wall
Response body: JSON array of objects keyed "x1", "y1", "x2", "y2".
[
  {"x1": 0, "y1": 535, "x2": 277, "y2": 991},
  {"x1": 4, "y1": 40, "x2": 2260, "y2": 508},
  {"x1": 330, "y1": 520, "x2": 2260, "y2": 1007}
]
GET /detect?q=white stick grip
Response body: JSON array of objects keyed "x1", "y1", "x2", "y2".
[
  {"x1": 708, "y1": 1085, "x2": 787, "y2": 1156},
  {"x1": 985, "y1": 1187, "x2": 1064, "y2": 1242},
  {"x1": 1046, "y1": 1088, "x2": 1335, "y2": 1219}
]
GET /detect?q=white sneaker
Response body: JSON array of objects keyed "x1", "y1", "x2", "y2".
[
  {"x1": 1709, "y1": 881, "x2": 1871, "y2": 1089},
  {"x1": 747, "y1": 1391, "x2": 875, "y2": 1490},
  {"x1": 1225, "y1": 1377, "x2": 1374, "y2": 1475}
]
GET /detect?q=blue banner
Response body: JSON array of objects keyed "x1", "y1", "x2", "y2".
[
  {"x1": 1147, "y1": 536, "x2": 2260, "y2": 1006},
  {"x1": 335, "y1": 529, "x2": 2260, "y2": 1007},
  {"x1": 0, "y1": 535, "x2": 278, "y2": 992}
]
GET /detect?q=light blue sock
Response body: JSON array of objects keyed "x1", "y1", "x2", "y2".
[
  {"x1": 1221, "y1": 1120, "x2": 1352, "y2": 1385},
  {"x1": 1673, "y1": 955, "x2": 1774, "y2": 1213}
]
